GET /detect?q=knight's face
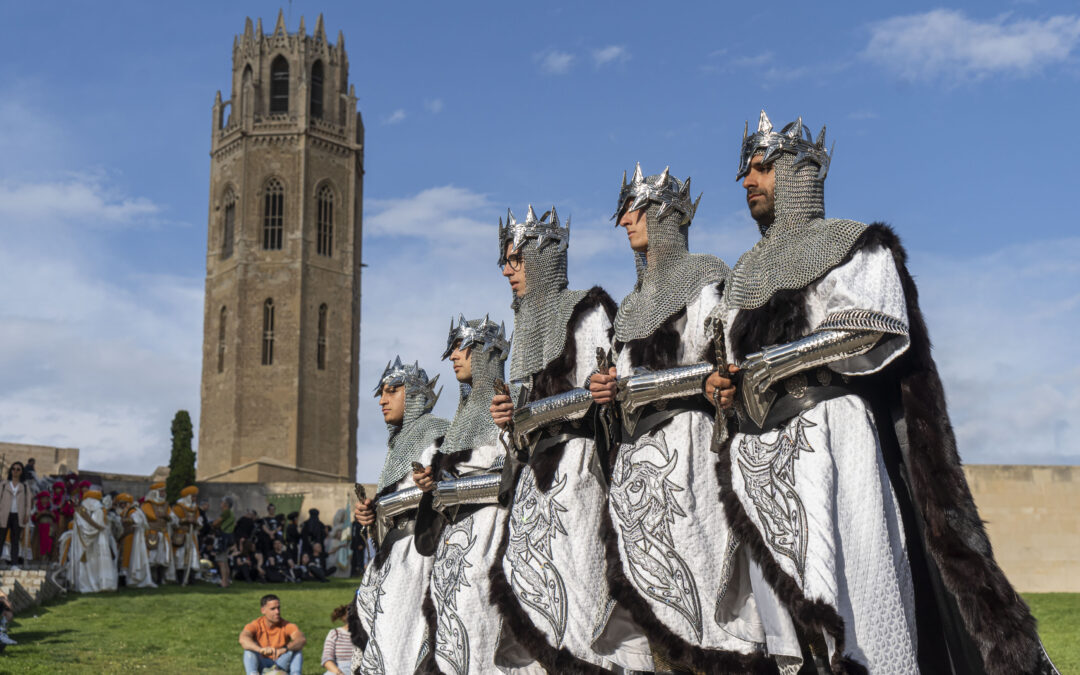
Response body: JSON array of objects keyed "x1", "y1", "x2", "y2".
[
  {"x1": 618, "y1": 202, "x2": 649, "y2": 252},
  {"x1": 449, "y1": 343, "x2": 473, "y2": 383},
  {"x1": 742, "y1": 153, "x2": 776, "y2": 228},
  {"x1": 502, "y1": 242, "x2": 527, "y2": 298},
  {"x1": 379, "y1": 384, "x2": 406, "y2": 425}
]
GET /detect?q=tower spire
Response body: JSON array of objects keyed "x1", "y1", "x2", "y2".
[
  {"x1": 315, "y1": 13, "x2": 326, "y2": 41},
  {"x1": 274, "y1": 8, "x2": 286, "y2": 35}
]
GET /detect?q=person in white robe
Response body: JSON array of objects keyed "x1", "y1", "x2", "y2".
[
  {"x1": 488, "y1": 205, "x2": 630, "y2": 673},
  {"x1": 413, "y1": 316, "x2": 510, "y2": 675},
  {"x1": 351, "y1": 357, "x2": 449, "y2": 675},
  {"x1": 142, "y1": 482, "x2": 176, "y2": 584},
  {"x1": 72, "y1": 490, "x2": 118, "y2": 593},
  {"x1": 589, "y1": 166, "x2": 770, "y2": 673},
  {"x1": 709, "y1": 111, "x2": 1059, "y2": 675},
  {"x1": 115, "y1": 493, "x2": 156, "y2": 589},
  {"x1": 171, "y1": 486, "x2": 200, "y2": 585}
]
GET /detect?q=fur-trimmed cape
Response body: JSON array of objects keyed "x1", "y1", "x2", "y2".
[
  {"x1": 718, "y1": 223, "x2": 1052, "y2": 674},
  {"x1": 487, "y1": 286, "x2": 616, "y2": 674}
]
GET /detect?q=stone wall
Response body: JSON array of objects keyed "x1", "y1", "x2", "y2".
[
  {"x1": 962, "y1": 464, "x2": 1078, "y2": 592},
  {"x1": 0, "y1": 442, "x2": 79, "y2": 477}
]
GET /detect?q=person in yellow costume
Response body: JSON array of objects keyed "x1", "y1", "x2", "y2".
[
  {"x1": 114, "y1": 494, "x2": 156, "y2": 589},
  {"x1": 142, "y1": 482, "x2": 176, "y2": 585},
  {"x1": 172, "y1": 485, "x2": 200, "y2": 585}
]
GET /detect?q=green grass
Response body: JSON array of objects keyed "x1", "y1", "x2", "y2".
[
  {"x1": 3, "y1": 583, "x2": 1078, "y2": 673},
  {"x1": 4, "y1": 578, "x2": 360, "y2": 674}
]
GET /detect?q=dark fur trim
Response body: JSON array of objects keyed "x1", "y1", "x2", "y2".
[
  {"x1": 487, "y1": 509, "x2": 610, "y2": 674},
  {"x1": 599, "y1": 508, "x2": 779, "y2": 673},
  {"x1": 431, "y1": 448, "x2": 473, "y2": 476},
  {"x1": 346, "y1": 599, "x2": 368, "y2": 651},
  {"x1": 415, "y1": 586, "x2": 444, "y2": 674},
  {"x1": 863, "y1": 224, "x2": 1042, "y2": 674},
  {"x1": 714, "y1": 446, "x2": 865, "y2": 673},
  {"x1": 529, "y1": 443, "x2": 566, "y2": 493},
  {"x1": 531, "y1": 286, "x2": 617, "y2": 401},
  {"x1": 729, "y1": 286, "x2": 812, "y2": 361}
]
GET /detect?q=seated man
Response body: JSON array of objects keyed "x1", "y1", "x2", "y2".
[{"x1": 239, "y1": 594, "x2": 306, "y2": 675}]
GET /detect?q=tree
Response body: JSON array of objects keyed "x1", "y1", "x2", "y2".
[{"x1": 166, "y1": 410, "x2": 196, "y2": 503}]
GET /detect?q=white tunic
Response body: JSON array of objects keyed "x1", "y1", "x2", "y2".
[
  {"x1": 595, "y1": 285, "x2": 764, "y2": 665},
  {"x1": 354, "y1": 443, "x2": 439, "y2": 675},
  {"x1": 494, "y1": 304, "x2": 624, "y2": 672},
  {"x1": 126, "y1": 507, "x2": 157, "y2": 589},
  {"x1": 73, "y1": 498, "x2": 118, "y2": 593},
  {"x1": 428, "y1": 441, "x2": 507, "y2": 675},
  {"x1": 721, "y1": 246, "x2": 919, "y2": 672}
]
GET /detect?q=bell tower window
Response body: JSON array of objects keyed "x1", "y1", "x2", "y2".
[
  {"x1": 310, "y1": 61, "x2": 324, "y2": 119},
  {"x1": 262, "y1": 178, "x2": 284, "y2": 250},
  {"x1": 316, "y1": 184, "x2": 333, "y2": 256},
  {"x1": 262, "y1": 298, "x2": 275, "y2": 365},
  {"x1": 317, "y1": 303, "x2": 328, "y2": 370},
  {"x1": 270, "y1": 55, "x2": 289, "y2": 114},
  {"x1": 217, "y1": 306, "x2": 227, "y2": 373},
  {"x1": 221, "y1": 190, "x2": 235, "y2": 259}
]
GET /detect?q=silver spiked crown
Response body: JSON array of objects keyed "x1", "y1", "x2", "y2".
[
  {"x1": 737, "y1": 110, "x2": 833, "y2": 181},
  {"x1": 612, "y1": 163, "x2": 701, "y2": 225},
  {"x1": 498, "y1": 205, "x2": 570, "y2": 267},
  {"x1": 373, "y1": 356, "x2": 441, "y2": 411},
  {"x1": 441, "y1": 314, "x2": 510, "y2": 360}
]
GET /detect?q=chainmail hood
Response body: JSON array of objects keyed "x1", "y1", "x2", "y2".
[
  {"x1": 500, "y1": 205, "x2": 588, "y2": 382},
  {"x1": 726, "y1": 112, "x2": 866, "y2": 310},
  {"x1": 439, "y1": 317, "x2": 509, "y2": 455},
  {"x1": 613, "y1": 171, "x2": 729, "y2": 343},
  {"x1": 375, "y1": 356, "x2": 448, "y2": 491}
]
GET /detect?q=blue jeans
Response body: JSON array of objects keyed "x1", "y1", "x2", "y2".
[{"x1": 242, "y1": 649, "x2": 302, "y2": 674}]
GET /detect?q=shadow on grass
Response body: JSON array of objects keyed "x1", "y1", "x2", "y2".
[{"x1": 3, "y1": 628, "x2": 75, "y2": 644}]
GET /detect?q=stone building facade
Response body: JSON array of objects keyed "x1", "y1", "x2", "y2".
[{"x1": 197, "y1": 12, "x2": 363, "y2": 484}]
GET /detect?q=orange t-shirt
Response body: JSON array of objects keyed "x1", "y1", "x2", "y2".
[{"x1": 243, "y1": 616, "x2": 298, "y2": 649}]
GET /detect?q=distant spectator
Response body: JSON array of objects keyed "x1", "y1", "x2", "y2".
[
  {"x1": 260, "y1": 539, "x2": 295, "y2": 583},
  {"x1": 284, "y1": 512, "x2": 301, "y2": 559},
  {"x1": 0, "y1": 587, "x2": 16, "y2": 647},
  {"x1": 300, "y1": 509, "x2": 327, "y2": 558},
  {"x1": 235, "y1": 509, "x2": 257, "y2": 544},
  {"x1": 231, "y1": 540, "x2": 257, "y2": 583},
  {"x1": 239, "y1": 593, "x2": 305, "y2": 675},
  {"x1": 23, "y1": 459, "x2": 36, "y2": 484},
  {"x1": 310, "y1": 542, "x2": 334, "y2": 578},
  {"x1": 0, "y1": 463, "x2": 31, "y2": 567},
  {"x1": 321, "y1": 604, "x2": 353, "y2": 675},
  {"x1": 213, "y1": 496, "x2": 236, "y2": 588}
]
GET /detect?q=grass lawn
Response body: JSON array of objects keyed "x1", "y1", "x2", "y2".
[{"x1": 2, "y1": 582, "x2": 1077, "y2": 673}]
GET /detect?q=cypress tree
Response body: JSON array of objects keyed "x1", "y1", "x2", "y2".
[{"x1": 166, "y1": 410, "x2": 196, "y2": 503}]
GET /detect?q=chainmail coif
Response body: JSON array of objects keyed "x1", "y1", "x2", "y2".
[
  {"x1": 613, "y1": 200, "x2": 729, "y2": 343},
  {"x1": 726, "y1": 148, "x2": 867, "y2": 311},
  {"x1": 439, "y1": 320, "x2": 507, "y2": 457},
  {"x1": 507, "y1": 231, "x2": 587, "y2": 385},
  {"x1": 377, "y1": 386, "x2": 449, "y2": 492}
]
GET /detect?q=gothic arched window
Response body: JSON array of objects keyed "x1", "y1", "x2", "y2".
[
  {"x1": 262, "y1": 298, "x2": 275, "y2": 365},
  {"x1": 270, "y1": 55, "x2": 289, "y2": 114},
  {"x1": 217, "y1": 306, "x2": 227, "y2": 373},
  {"x1": 221, "y1": 189, "x2": 236, "y2": 259},
  {"x1": 263, "y1": 178, "x2": 284, "y2": 250},
  {"x1": 317, "y1": 303, "x2": 328, "y2": 370},
  {"x1": 316, "y1": 183, "x2": 333, "y2": 257},
  {"x1": 310, "y1": 60, "x2": 324, "y2": 120}
]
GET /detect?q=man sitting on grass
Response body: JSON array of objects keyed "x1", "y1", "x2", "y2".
[{"x1": 239, "y1": 594, "x2": 306, "y2": 675}]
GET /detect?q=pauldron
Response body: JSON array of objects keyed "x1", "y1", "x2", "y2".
[
  {"x1": 616, "y1": 362, "x2": 715, "y2": 434},
  {"x1": 738, "y1": 309, "x2": 908, "y2": 428}
]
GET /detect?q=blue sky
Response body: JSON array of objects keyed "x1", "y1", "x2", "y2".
[{"x1": 1, "y1": 1, "x2": 1078, "y2": 479}]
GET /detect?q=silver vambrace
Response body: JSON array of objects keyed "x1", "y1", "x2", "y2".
[
  {"x1": 616, "y1": 362, "x2": 715, "y2": 420},
  {"x1": 511, "y1": 387, "x2": 593, "y2": 448},
  {"x1": 432, "y1": 472, "x2": 503, "y2": 511},
  {"x1": 374, "y1": 486, "x2": 425, "y2": 541},
  {"x1": 738, "y1": 309, "x2": 908, "y2": 427}
]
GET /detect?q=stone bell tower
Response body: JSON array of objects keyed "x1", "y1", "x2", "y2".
[{"x1": 197, "y1": 11, "x2": 363, "y2": 484}]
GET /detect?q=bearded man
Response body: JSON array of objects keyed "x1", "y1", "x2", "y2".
[
  {"x1": 414, "y1": 316, "x2": 510, "y2": 675},
  {"x1": 487, "y1": 206, "x2": 631, "y2": 673},
  {"x1": 351, "y1": 357, "x2": 448, "y2": 675},
  {"x1": 589, "y1": 166, "x2": 769, "y2": 672},
  {"x1": 707, "y1": 111, "x2": 1059, "y2": 674}
]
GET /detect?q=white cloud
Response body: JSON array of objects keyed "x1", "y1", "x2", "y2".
[
  {"x1": 593, "y1": 45, "x2": 630, "y2": 67},
  {"x1": 865, "y1": 10, "x2": 1080, "y2": 81},
  {"x1": 384, "y1": 108, "x2": 407, "y2": 125},
  {"x1": 424, "y1": 98, "x2": 444, "y2": 114},
  {"x1": 0, "y1": 176, "x2": 203, "y2": 475},
  {"x1": 366, "y1": 185, "x2": 492, "y2": 240},
  {"x1": 536, "y1": 50, "x2": 575, "y2": 75}
]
